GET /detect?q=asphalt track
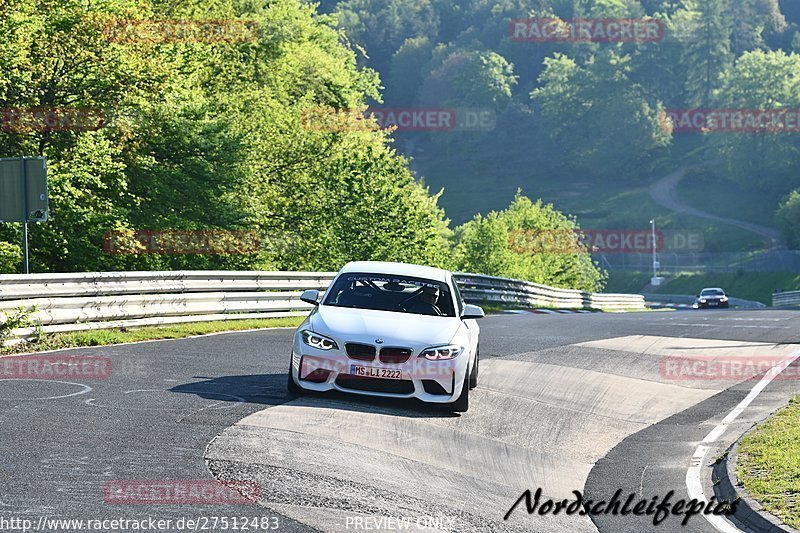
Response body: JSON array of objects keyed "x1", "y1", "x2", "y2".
[{"x1": 1, "y1": 310, "x2": 799, "y2": 532}]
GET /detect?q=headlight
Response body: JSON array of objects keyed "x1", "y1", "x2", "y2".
[
  {"x1": 420, "y1": 345, "x2": 464, "y2": 361},
  {"x1": 720, "y1": 296, "x2": 728, "y2": 301},
  {"x1": 301, "y1": 330, "x2": 338, "y2": 351},
  {"x1": 699, "y1": 299, "x2": 707, "y2": 303}
]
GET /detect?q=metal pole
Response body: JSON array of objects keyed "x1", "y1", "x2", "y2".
[
  {"x1": 650, "y1": 219, "x2": 657, "y2": 279},
  {"x1": 20, "y1": 157, "x2": 29, "y2": 274}
]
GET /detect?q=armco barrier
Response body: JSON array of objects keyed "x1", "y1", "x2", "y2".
[
  {"x1": 454, "y1": 273, "x2": 645, "y2": 311},
  {"x1": 0, "y1": 270, "x2": 645, "y2": 346},
  {"x1": 642, "y1": 293, "x2": 767, "y2": 310},
  {"x1": 773, "y1": 290, "x2": 800, "y2": 307}
]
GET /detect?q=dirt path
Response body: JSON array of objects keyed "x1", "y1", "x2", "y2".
[{"x1": 649, "y1": 168, "x2": 783, "y2": 248}]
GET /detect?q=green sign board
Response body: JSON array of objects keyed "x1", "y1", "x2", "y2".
[{"x1": 0, "y1": 157, "x2": 49, "y2": 223}]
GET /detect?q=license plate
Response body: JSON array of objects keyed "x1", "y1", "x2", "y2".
[
  {"x1": 350, "y1": 365, "x2": 402, "y2": 380},
  {"x1": 709, "y1": 302, "x2": 718, "y2": 306}
]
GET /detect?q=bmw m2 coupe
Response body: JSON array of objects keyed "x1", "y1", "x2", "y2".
[{"x1": 288, "y1": 261, "x2": 484, "y2": 412}]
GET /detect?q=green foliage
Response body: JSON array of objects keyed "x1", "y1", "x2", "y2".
[
  {"x1": 387, "y1": 37, "x2": 434, "y2": 105},
  {"x1": 7, "y1": 0, "x2": 798, "y2": 286},
  {"x1": 738, "y1": 396, "x2": 800, "y2": 529},
  {"x1": 322, "y1": 0, "x2": 800, "y2": 253},
  {"x1": 531, "y1": 50, "x2": 671, "y2": 177},
  {"x1": 0, "y1": 0, "x2": 455, "y2": 275},
  {"x1": 452, "y1": 192, "x2": 607, "y2": 292},
  {"x1": 680, "y1": 0, "x2": 733, "y2": 106},
  {"x1": 0, "y1": 242, "x2": 22, "y2": 274},
  {"x1": 0, "y1": 306, "x2": 32, "y2": 345},
  {"x1": 776, "y1": 189, "x2": 800, "y2": 249},
  {"x1": 708, "y1": 50, "x2": 800, "y2": 192},
  {"x1": 334, "y1": 0, "x2": 440, "y2": 73}
]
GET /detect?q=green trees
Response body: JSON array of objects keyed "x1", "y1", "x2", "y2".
[
  {"x1": 776, "y1": 190, "x2": 800, "y2": 249},
  {"x1": 531, "y1": 50, "x2": 670, "y2": 178},
  {"x1": 19, "y1": 0, "x2": 800, "y2": 289},
  {"x1": 0, "y1": 0, "x2": 455, "y2": 275},
  {"x1": 452, "y1": 193, "x2": 607, "y2": 292},
  {"x1": 708, "y1": 50, "x2": 800, "y2": 191},
  {"x1": 681, "y1": 0, "x2": 733, "y2": 107}
]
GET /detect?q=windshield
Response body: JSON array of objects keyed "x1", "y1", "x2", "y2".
[
  {"x1": 700, "y1": 289, "x2": 725, "y2": 297},
  {"x1": 323, "y1": 273, "x2": 456, "y2": 317}
]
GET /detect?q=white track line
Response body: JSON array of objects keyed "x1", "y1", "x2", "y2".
[{"x1": 686, "y1": 348, "x2": 800, "y2": 533}]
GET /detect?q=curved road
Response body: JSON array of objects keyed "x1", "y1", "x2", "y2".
[
  {"x1": 2, "y1": 312, "x2": 799, "y2": 532},
  {"x1": 649, "y1": 169, "x2": 783, "y2": 248}
]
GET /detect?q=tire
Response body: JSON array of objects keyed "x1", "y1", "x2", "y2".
[
  {"x1": 287, "y1": 362, "x2": 304, "y2": 395},
  {"x1": 469, "y1": 347, "x2": 479, "y2": 390},
  {"x1": 450, "y1": 378, "x2": 469, "y2": 413}
]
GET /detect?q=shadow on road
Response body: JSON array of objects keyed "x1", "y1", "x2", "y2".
[{"x1": 169, "y1": 373, "x2": 458, "y2": 418}]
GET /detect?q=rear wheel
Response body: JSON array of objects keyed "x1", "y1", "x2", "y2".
[{"x1": 450, "y1": 378, "x2": 469, "y2": 412}]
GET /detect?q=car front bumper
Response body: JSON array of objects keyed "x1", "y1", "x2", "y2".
[
  {"x1": 694, "y1": 300, "x2": 729, "y2": 309},
  {"x1": 289, "y1": 343, "x2": 469, "y2": 404}
]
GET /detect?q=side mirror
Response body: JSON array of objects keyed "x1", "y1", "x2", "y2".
[
  {"x1": 300, "y1": 289, "x2": 321, "y2": 306},
  {"x1": 462, "y1": 304, "x2": 485, "y2": 320}
]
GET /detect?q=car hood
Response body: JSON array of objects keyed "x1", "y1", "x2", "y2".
[{"x1": 311, "y1": 305, "x2": 462, "y2": 348}]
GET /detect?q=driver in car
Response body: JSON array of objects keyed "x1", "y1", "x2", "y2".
[{"x1": 407, "y1": 285, "x2": 443, "y2": 316}]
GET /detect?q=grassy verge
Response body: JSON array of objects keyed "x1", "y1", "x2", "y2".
[
  {"x1": 604, "y1": 271, "x2": 652, "y2": 294},
  {"x1": 737, "y1": 397, "x2": 800, "y2": 529},
  {"x1": 677, "y1": 168, "x2": 784, "y2": 228},
  {"x1": 648, "y1": 271, "x2": 800, "y2": 305},
  {"x1": 1, "y1": 316, "x2": 305, "y2": 355}
]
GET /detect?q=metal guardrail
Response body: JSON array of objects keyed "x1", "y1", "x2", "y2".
[
  {"x1": 454, "y1": 273, "x2": 645, "y2": 311},
  {"x1": 642, "y1": 293, "x2": 767, "y2": 309},
  {"x1": 0, "y1": 270, "x2": 645, "y2": 346},
  {"x1": 773, "y1": 290, "x2": 800, "y2": 307}
]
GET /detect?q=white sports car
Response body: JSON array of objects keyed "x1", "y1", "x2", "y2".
[{"x1": 288, "y1": 261, "x2": 484, "y2": 412}]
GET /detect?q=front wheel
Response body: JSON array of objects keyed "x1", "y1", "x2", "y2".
[
  {"x1": 469, "y1": 347, "x2": 479, "y2": 390},
  {"x1": 450, "y1": 378, "x2": 469, "y2": 412},
  {"x1": 287, "y1": 362, "x2": 304, "y2": 395}
]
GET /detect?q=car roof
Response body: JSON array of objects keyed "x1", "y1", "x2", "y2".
[
  {"x1": 339, "y1": 261, "x2": 451, "y2": 283},
  {"x1": 701, "y1": 287, "x2": 725, "y2": 292}
]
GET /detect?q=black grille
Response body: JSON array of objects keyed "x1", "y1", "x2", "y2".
[
  {"x1": 301, "y1": 369, "x2": 331, "y2": 383},
  {"x1": 346, "y1": 343, "x2": 376, "y2": 361},
  {"x1": 379, "y1": 347, "x2": 412, "y2": 364},
  {"x1": 422, "y1": 380, "x2": 450, "y2": 395},
  {"x1": 336, "y1": 375, "x2": 414, "y2": 394}
]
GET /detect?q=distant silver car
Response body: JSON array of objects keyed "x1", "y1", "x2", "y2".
[
  {"x1": 693, "y1": 288, "x2": 729, "y2": 309},
  {"x1": 287, "y1": 261, "x2": 484, "y2": 412}
]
